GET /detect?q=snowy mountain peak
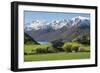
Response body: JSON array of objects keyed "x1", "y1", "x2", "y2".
[
  {"x1": 25, "y1": 16, "x2": 90, "y2": 31},
  {"x1": 72, "y1": 16, "x2": 89, "y2": 21},
  {"x1": 71, "y1": 16, "x2": 90, "y2": 26},
  {"x1": 25, "y1": 20, "x2": 48, "y2": 31}
]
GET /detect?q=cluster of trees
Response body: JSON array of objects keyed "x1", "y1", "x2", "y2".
[
  {"x1": 51, "y1": 39, "x2": 64, "y2": 52},
  {"x1": 75, "y1": 35, "x2": 90, "y2": 45},
  {"x1": 63, "y1": 43, "x2": 79, "y2": 52},
  {"x1": 24, "y1": 35, "x2": 90, "y2": 55},
  {"x1": 36, "y1": 47, "x2": 57, "y2": 54}
]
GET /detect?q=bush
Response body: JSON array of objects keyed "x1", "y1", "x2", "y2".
[
  {"x1": 63, "y1": 43, "x2": 72, "y2": 52},
  {"x1": 63, "y1": 42, "x2": 82, "y2": 52},
  {"x1": 24, "y1": 52, "x2": 28, "y2": 55},
  {"x1": 36, "y1": 48, "x2": 47, "y2": 54},
  {"x1": 31, "y1": 49, "x2": 36, "y2": 54},
  {"x1": 85, "y1": 49, "x2": 90, "y2": 52},
  {"x1": 78, "y1": 47, "x2": 90, "y2": 52},
  {"x1": 71, "y1": 45, "x2": 79, "y2": 52},
  {"x1": 35, "y1": 47, "x2": 57, "y2": 54},
  {"x1": 47, "y1": 47, "x2": 57, "y2": 53}
]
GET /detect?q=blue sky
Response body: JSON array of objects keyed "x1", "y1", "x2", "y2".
[{"x1": 24, "y1": 11, "x2": 90, "y2": 24}]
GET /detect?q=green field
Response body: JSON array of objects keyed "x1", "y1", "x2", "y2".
[
  {"x1": 24, "y1": 43, "x2": 90, "y2": 62},
  {"x1": 24, "y1": 52, "x2": 90, "y2": 62}
]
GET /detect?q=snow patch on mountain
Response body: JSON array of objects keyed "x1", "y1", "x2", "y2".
[
  {"x1": 25, "y1": 16, "x2": 90, "y2": 31},
  {"x1": 25, "y1": 20, "x2": 48, "y2": 31}
]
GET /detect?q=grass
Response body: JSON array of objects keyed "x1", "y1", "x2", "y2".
[{"x1": 24, "y1": 52, "x2": 90, "y2": 62}]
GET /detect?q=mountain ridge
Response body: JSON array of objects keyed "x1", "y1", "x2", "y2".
[
  {"x1": 24, "y1": 16, "x2": 90, "y2": 42},
  {"x1": 25, "y1": 16, "x2": 90, "y2": 31}
]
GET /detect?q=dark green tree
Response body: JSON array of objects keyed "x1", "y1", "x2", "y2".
[
  {"x1": 77, "y1": 35, "x2": 90, "y2": 45},
  {"x1": 51, "y1": 39, "x2": 64, "y2": 51}
]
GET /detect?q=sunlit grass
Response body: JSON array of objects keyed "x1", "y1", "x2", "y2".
[{"x1": 24, "y1": 52, "x2": 90, "y2": 62}]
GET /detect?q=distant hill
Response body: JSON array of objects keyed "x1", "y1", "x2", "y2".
[{"x1": 24, "y1": 32, "x2": 39, "y2": 44}]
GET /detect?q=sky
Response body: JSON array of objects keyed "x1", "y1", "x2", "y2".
[{"x1": 24, "y1": 11, "x2": 90, "y2": 24}]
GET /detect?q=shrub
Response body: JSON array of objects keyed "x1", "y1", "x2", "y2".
[
  {"x1": 31, "y1": 49, "x2": 36, "y2": 53},
  {"x1": 26, "y1": 50, "x2": 36, "y2": 55},
  {"x1": 36, "y1": 48, "x2": 47, "y2": 54},
  {"x1": 78, "y1": 47, "x2": 90, "y2": 52},
  {"x1": 24, "y1": 52, "x2": 28, "y2": 55},
  {"x1": 47, "y1": 47, "x2": 57, "y2": 53},
  {"x1": 63, "y1": 43, "x2": 72, "y2": 52},
  {"x1": 35, "y1": 47, "x2": 57, "y2": 54},
  {"x1": 85, "y1": 49, "x2": 90, "y2": 52},
  {"x1": 71, "y1": 45, "x2": 79, "y2": 52},
  {"x1": 28, "y1": 52, "x2": 35, "y2": 55}
]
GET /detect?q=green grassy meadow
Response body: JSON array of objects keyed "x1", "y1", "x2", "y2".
[
  {"x1": 24, "y1": 52, "x2": 90, "y2": 62},
  {"x1": 24, "y1": 44, "x2": 90, "y2": 62}
]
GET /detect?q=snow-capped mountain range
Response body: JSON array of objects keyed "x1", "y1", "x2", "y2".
[
  {"x1": 25, "y1": 16, "x2": 90, "y2": 42},
  {"x1": 25, "y1": 16, "x2": 90, "y2": 31}
]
